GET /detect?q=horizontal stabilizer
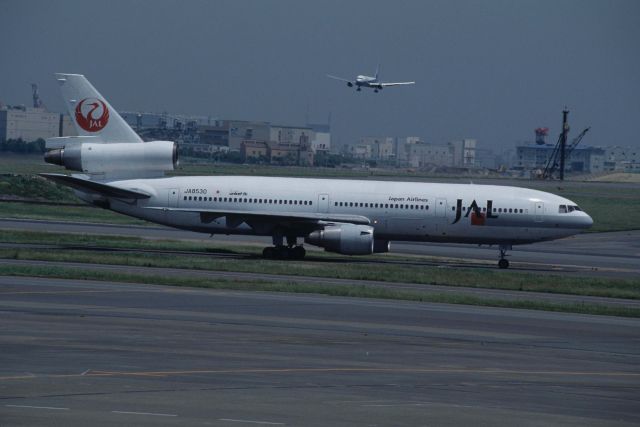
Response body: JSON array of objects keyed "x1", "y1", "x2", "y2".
[{"x1": 39, "y1": 173, "x2": 151, "y2": 199}]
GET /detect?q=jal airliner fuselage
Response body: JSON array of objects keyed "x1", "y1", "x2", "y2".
[{"x1": 81, "y1": 175, "x2": 592, "y2": 266}]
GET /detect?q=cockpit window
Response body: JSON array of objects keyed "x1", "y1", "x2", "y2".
[{"x1": 559, "y1": 204, "x2": 581, "y2": 214}]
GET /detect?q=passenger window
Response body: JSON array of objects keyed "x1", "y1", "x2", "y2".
[
  {"x1": 385, "y1": 204, "x2": 389, "y2": 208},
  {"x1": 395, "y1": 204, "x2": 399, "y2": 209},
  {"x1": 183, "y1": 196, "x2": 187, "y2": 201},
  {"x1": 309, "y1": 201, "x2": 312, "y2": 205}
]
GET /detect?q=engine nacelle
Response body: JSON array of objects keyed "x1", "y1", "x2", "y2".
[
  {"x1": 44, "y1": 141, "x2": 178, "y2": 174},
  {"x1": 305, "y1": 224, "x2": 374, "y2": 255}
]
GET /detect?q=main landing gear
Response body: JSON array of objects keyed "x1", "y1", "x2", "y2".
[
  {"x1": 262, "y1": 234, "x2": 306, "y2": 260},
  {"x1": 262, "y1": 245, "x2": 306, "y2": 260},
  {"x1": 498, "y1": 244, "x2": 511, "y2": 269}
]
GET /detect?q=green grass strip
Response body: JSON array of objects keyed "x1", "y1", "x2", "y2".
[
  {"x1": 2, "y1": 264, "x2": 639, "y2": 318},
  {"x1": 1, "y1": 243, "x2": 639, "y2": 300}
]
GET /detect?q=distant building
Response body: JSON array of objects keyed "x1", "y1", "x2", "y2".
[
  {"x1": 0, "y1": 106, "x2": 60, "y2": 142},
  {"x1": 241, "y1": 140, "x2": 269, "y2": 161},
  {"x1": 604, "y1": 146, "x2": 640, "y2": 172},
  {"x1": 516, "y1": 143, "x2": 605, "y2": 174},
  {"x1": 395, "y1": 136, "x2": 421, "y2": 162},
  {"x1": 228, "y1": 120, "x2": 271, "y2": 151},
  {"x1": 405, "y1": 141, "x2": 453, "y2": 168},
  {"x1": 449, "y1": 139, "x2": 476, "y2": 167},
  {"x1": 308, "y1": 123, "x2": 331, "y2": 153},
  {"x1": 349, "y1": 137, "x2": 395, "y2": 161}
]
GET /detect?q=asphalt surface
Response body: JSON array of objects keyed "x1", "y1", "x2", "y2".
[
  {"x1": 1, "y1": 276, "x2": 639, "y2": 426},
  {"x1": 1, "y1": 218, "x2": 640, "y2": 278}
]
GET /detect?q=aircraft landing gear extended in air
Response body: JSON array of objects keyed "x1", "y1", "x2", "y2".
[
  {"x1": 498, "y1": 244, "x2": 511, "y2": 269},
  {"x1": 262, "y1": 234, "x2": 306, "y2": 260},
  {"x1": 356, "y1": 87, "x2": 361, "y2": 91}
]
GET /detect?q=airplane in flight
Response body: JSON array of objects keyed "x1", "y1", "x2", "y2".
[
  {"x1": 42, "y1": 74, "x2": 592, "y2": 268},
  {"x1": 327, "y1": 65, "x2": 415, "y2": 92}
]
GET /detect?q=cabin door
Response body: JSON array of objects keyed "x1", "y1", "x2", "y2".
[
  {"x1": 168, "y1": 188, "x2": 179, "y2": 208},
  {"x1": 318, "y1": 194, "x2": 329, "y2": 213},
  {"x1": 534, "y1": 202, "x2": 544, "y2": 222}
]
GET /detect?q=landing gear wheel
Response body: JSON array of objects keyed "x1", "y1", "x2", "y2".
[
  {"x1": 291, "y1": 246, "x2": 306, "y2": 260},
  {"x1": 498, "y1": 259, "x2": 509, "y2": 269},
  {"x1": 263, "y1": 247, "x2": 276, "y2": 259}
]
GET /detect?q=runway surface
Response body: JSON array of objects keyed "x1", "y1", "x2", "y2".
[
  {"x1": 1, "y1": 276, "x2": 639, "y2": 426},
  {"x1": 2, "y1": 218, "x2": 640, "y2": 278}
]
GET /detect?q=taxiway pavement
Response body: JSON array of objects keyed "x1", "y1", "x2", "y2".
[{"x1": 1, "y1": 276, "x2": 639, "y2": 426}]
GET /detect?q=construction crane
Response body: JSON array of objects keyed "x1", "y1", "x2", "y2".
[
  {"x1": 31, "y1": 83, "x2": 43, "y2": 109},
  {"x1": 541, "y1": 110, "x2": 590, "y2": 180}
]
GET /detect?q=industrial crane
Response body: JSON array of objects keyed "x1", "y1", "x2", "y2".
[{"x1": 542, "y1": 110, "x2": 590, "y2": 180}]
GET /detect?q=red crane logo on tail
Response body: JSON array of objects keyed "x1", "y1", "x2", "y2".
[{"x1": 75, "y1": 98, "x2": 109, "y2": 132}]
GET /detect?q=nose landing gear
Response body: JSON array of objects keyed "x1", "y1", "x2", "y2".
[{"x1": 498, "y1": 244, "x2": 511, "y2": 269}]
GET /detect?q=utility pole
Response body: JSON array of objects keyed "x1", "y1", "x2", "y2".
[{"x1": 559, "y1": 108, "x2": 569, "y2": 180}]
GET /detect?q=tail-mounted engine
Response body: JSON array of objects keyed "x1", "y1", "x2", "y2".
[{"x1": 44, "y1": 141, "x2": 178, "y2": 175}]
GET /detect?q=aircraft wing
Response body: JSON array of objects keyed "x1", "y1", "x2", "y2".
[
  {"x1": 40, "y1": 173, "x2": 151, "y2": 199},
  {"x1": 378, "y1": 81, "x2": 415, "y2": 87},
  {"x1": 327, "y1": 74, "x2": 354, "y2": 84},
  {"x1": 144, "y1": 207, "x2": 371, "y2": 227}
]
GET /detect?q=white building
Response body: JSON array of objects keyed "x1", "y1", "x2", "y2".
[
  {"x1": 449, "y1": 138, "x2": 476, "y2": 167},
  {"x1": 0, "y1": 106, "x2": 60, "y2": 142}
]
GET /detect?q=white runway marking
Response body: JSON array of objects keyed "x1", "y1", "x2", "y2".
[
  {"x1": 6, "y1": 404, "x2": 69, "y2": 410},
  {"x1": 219, "y1": 418, "x2": 285, "y2": 425},
  {"x1": 112, "y1": 410, "x2": 177, "y2": 417}
]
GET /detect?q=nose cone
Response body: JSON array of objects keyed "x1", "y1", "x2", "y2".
[{"x1": 577, "y1": 212, "x2": 594, "y2": 230}]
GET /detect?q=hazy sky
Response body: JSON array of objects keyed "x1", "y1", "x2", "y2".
[{"x1": 1, "y1": 0, "x2": 639, "y2": 151}]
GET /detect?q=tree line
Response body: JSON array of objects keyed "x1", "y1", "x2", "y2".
[{"x1": 0, "y1": 138, "x2": 46, "y2": 153}]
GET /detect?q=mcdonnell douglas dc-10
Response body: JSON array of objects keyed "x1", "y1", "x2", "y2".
[
  {"x1": 327, "y1": 65, "x2": 415, "y2": 92},
  {"x1": 42, "y1": 74, "x2": 592, "y2": 268}
]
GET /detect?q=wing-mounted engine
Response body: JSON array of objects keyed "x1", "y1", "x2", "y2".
[
  {"x1": 44, "y1": 140, "x2": 178, "y2": 178},
  {"x1": 304, "y1": 223, "x2": 374, "y2": 255}
]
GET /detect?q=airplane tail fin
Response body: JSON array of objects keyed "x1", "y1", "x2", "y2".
[{"x1": 55, "y1": 73, "x2": 142, "y2": 143}]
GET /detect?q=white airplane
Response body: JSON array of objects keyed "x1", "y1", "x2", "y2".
[
  {"x1": 42, "y1": 74, "x2": 592, "y2": 268},
  {"x1": 327, "y1": 65, "x2": 415, "y2": 92}
]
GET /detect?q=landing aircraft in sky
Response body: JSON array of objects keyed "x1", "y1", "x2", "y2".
[
  {"x1": 42, "y1": 74, "x2": 592, "y2": 268},
  {"x1": 327, "y1": 65, "x2": 415, "y2": 92}
]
